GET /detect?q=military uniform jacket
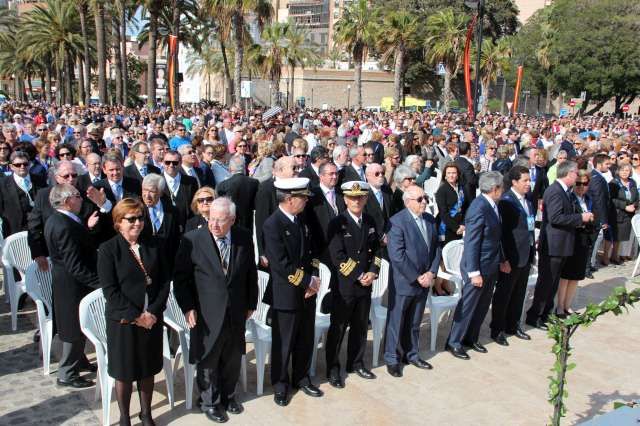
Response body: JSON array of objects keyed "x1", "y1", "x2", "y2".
[
  {"x1": 327, "y1": 211, "x2": 381, "y2": 299},
  {"x1": 263, "y1": 208, "x2": 319, "y2": 310}
]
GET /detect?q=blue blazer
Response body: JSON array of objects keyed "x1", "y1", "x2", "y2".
[
  {"x1": 587, "y1": 170, "x2": 610, "y2": 227},
  {"x1": 460, "y1": 195, "x2": 503, "y2": 281},
  {"x1": 498, "y1": 189, "x2": 534, "y2": 268},
  {"x1": 387, "y1": 208, "x2": 442, "y2": 297}
]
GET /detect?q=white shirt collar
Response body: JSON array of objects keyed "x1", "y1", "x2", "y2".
[
  {"x1": 108, "y1": 179, "x2": 123, "y2": 187},
  {"x1": 215, "y1": 230, "x2": 231, "y2": 243},
  {"x1": 56, "y1": 208, "x2": 82, "y2": 224},
  {"x1": 164, "y1": 172, "x2": 180, "y2": 185},
  {"x1": 482, "y1": 193, "x2": 498, "y2": 210},
  {"x1": 408, "y1": 210, "x2": 424, "y2": 222},
  {"x1": 278, "y1": 206, "x2": 296, "y2": 223},
  {"x1": 149, "y1": 200, "x2": 163, "y2": 213},
  {"x1": 347, "y1": 209, "x2": 362, "y2": 224},
  {"x1": 12, "y1": 173, "x2": 30, "y2": 187},
  {"x1": 557, "y1": 179, "x2": 570, "y2": 193},
  {"x1": 319, "y1": 183, "x2": 334, "y2": 195},
  {"x1": 511, "y1": 188, "x2": 526, "y2": 202}
]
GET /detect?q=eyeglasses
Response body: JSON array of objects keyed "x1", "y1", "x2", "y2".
[
  {"x1": 59, "y1": 152, "x2": 72, "y2": 157},
  {"x1": 67, "y1": 194, "x2": 81, "y2": 200},
  {"x1": 392, "y1": 156, "x2": 400, "y2": 160},
  {"x1": 59, "y1": 173, "x2": 78, "y2": 179},
  {"x1": 408, "y1": 196, "x2": 427, "y2": 203},
  {"x1": 11, "y1": 162, "x2": 28, "y2": 168},
  {"x1": 197, "y1": 196, "x2": 214, "y2": 204},
  {"x1": 122, "y1": 215, "x2": 144, "y2": 224},
  {"x1": 164, "y1": 160, "x2": 179, "y2": 166},
  {"x1": 575, "y1": 182, "x2": 589, "y2": 187},
  {"x1": 73, "y1": 132, "x2": 81, "y2": 135},
  {"x1": 365, "y1": 153, "x2": 374, "y2": 157},
  {"x1": 137, "y1": 133, "x2": 146, "y2": 136},
  {"x1": 488, "y1": 147, "x2": 497, "y2": 150},
  {"x1": 374, "y1": 172, "x2": 384, "y2": 177},
  {"x1": 633, "y1": 157, "x2": 640, "y2": 161},
  {"x1": 403, "y1": 177, "x2": 416, "y2": 182},
  {"x1": 37, "y1": 128, "x2": 46, "y2": 132},
  {"x1": 294, "y1": 154, "x2": 307, "y2": 158},
  {"x1": 236, "y1": 144, "x2": 247, "y2": 148}
]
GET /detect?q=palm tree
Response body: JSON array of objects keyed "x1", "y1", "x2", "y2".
[
  {"x1": 284, "y1": 21, "x2": 318, "y2": 108},
  {"x1": 333, "y1": 0, "x2": 379, "y2": 109},
  {"x1": 254, "y1": 21, "x2": 289, "y2": 106},
  {"x1": 76, "y1": 0, "x2": 92, "y2": 105},
  {"x1": 425, "y1": 8, "x2": 469, "y2": 112},
  {"x1": 377, "y1": 10, "x2": 421, "y2": 111},
  {"x1": 477, "y1": 37, "x2": 512, "y2": 114},
  {"x1": 537, "y1": 19, "x2": 554, "y2": 114},
  {"x1": 186, "y1": 42, "x2": 226, "y2": 100},
  {"x1": 90, "y1": 0, "x2": 108, "y2": 104},
  {"x1": 140, "y1": 0, "x2": 162, "y2": 107},
  {"x1": 201, "y1": 1, "x2": 237, "y2": 105}
]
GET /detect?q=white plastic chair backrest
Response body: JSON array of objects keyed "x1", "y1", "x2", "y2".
[
  {"x1": 442, "y1": 239, "x2": 465, "y2": 277},
  {"x1": 79, "y1": 288, "x2": 108, "y2": 347},
  {"x1": 424, "y1": 177, "x2": 440, "y2": 200},
  {"x1": 25, "y1": 260, "x2": 53, "y2": 313},
  {"x1": 165, "y1": 283, "x2": 189, "y2": 331},
  {"x1": 0, "y1": 217, "x2": 4, "y2": 248},
  {"x1": 316, "y1": 263, "x2": 332, "y2": 315},
  {"x1": 254, "y1": 271, "x2": 270, "y2": 324},
  {"x1": 252, "y1": 211, "x2": 259, "y2": 264},
  {"x1": 1, "y1": 231, "x2": 31, "y2": 274},
  {"x1": 371, "y1": 259, "x2": 389, "y2": 301},
  {"x1": 632, "y1": 215, "x2": 640, "y2": 239}
]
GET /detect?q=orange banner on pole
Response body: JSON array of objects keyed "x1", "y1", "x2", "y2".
[
  {"x1": 464, "y1": 15, "x2": 477, "y2": 119},
  {"x1": 168, "y1": 35, "x2": 178, "y2": 110},
  {"x1": 512, "y1": 65, "x2": 523, "y2": 116}
]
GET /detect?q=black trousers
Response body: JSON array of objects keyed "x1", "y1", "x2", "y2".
[
  {"x1": 526, "y1": 254, "x2": 566, "y2": 323},
  {"x1": 325, "y1": 293, "x2": 371, "y2": 376},
  {"x1": 197, "y1": 313, "x2": 242, "y2": 410},
  {"x1": 58, "y1": 336, "x2": 90, "y2": 381},
  {"x1": 270, "y1": 305, "x2": 315, "y2": 394},
  {"x1": 491, "y1": 263, "x2": 531, "y2": 334}
]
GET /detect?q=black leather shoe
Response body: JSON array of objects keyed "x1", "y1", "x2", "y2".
[
  {"x1": 513, "y1": 328, "x2": 531, "y2": 340},
  {"x1": 139, "y1": 413, "x2": 156, "y2": 426},
  {"x1": 298, "y1": 383, "x2": 323, "y2": 397},
  {"x1": 525, "y1": 318, "x2": 548, "y2": 330},
  {"x1": 204, "y1": 404, "x2": 228, "y2": 423},
  {"x1": 225, "y1": 397, "x2": 243, "y2": 415},
  {"x1": 465, "y1": 342, "x2": 488, "y2": 353},
  {"x1": 585, "y1": 271, "x2": 594, "y2": 279},
  {"x1": 56, "y1": 377, "x2": 94, "y2": 388},
  {"x1": 33, "y1": 330, "x2": 40, "y2": 343},
  {"x1": 328, "y1": 374, "x2": 345, "y2": 388},
  {"x1": 79, "y1": 363, "x2": 98, "y2": 373},
  {"x1": 491, "y1": 332, "x2": 509, "y2": 346},
  {"x1": 409, "y1": 358, "x2": 433, "y2": 370},
  {"x1": 349, "y1": 367, "x2": 376, "y2": 379},
  {"x1": 446, "y1": 344, "x2": 470, "y2": 360},
  {"x1": 386, "y1": 364, "x2": 402, "y2": 377},
  {"x1": 274, "y1": 391, "x2": 289, "y2": 407}
]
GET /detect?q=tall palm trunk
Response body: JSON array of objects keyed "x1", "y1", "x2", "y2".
[
  {"x1": 147, "y1": 2, "x2": 159, "y2": 107},
  {"x1": 481, "y1": 80, "x2": 489, "y2": 114},
  {"x1": 289, "y1": 64, "x2": 295, "y2": 108},
  {"x1": 45, "y1": 59, "x2": 53, "y2": 103},
  {"x1": 78, "y1": 2, "x2": 92, "y2": 105},
  {"x1": 64, "y1": 51, "x2": 73, "y2": 105},
  {"x1": 55, "y1": 56, "x2": 63, "y2": 105},
  {"x1": 393, "y1": 47, "x2": 404, "y2": 111},
  {"x1": 93, "y1": 0, "x2": 108, "y2": 104},
  {"x1": 78, "y1": 57, "x2": 85, "y2": 104},
  {"x1": 354, "y1": 44, "x2": 363, "y2": 109},
  {"x1": 220, "y1": 40, "x2": 233, "y2": 105},
  {"x1": 545, "y1": 78, "x2": 552, "y2": 114},
  {"x1": 232, "y1": 8, "x2": 244, "y2": 107},
  {"x1": 443, "y1": 69, "x2": 452, "y2": 112},
  {"x1": 27, "y1": 74, "x2": 33, "y2": 101},
  {"x1": 40, "y1": 70, "x2": 48, "y2": 103},
  {"x1": 113, "y1": 18, "x2": 123, "y2": 105},
  {"x1": 120, "y1": 4, "x2": 128, "y2": 106}
]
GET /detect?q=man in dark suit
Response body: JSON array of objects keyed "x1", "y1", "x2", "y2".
[
  {"x1": 76, "y1": 153, "x2": 105, "y2": 194},
  {"x1": 506, "y1": 129, "x2": 522, "y2": 156},
  {"x1": 455, "y1": 142, "x2": 478, "y2": 204},
  {"x1": 298, "y1": 145, "x2": 329, "y2": 188},
  {"x1": 123, "y1": 142, "x2": 161, "y2": 184},
  {"x1": 45, "y1": 184, "x2": 100, "y2": 388},
  {"x1": 364, "y1": 139, "x2": 384, "y2": 165},
  {"x1": 384, "y1": 185, "x2": 441, "y2": 377},
  {"x1": 522, "y1": 147, "x2": 549, "y2": 212},
  {"x1": 215, "y1": 155, "x2": 259, "y2": 232},
  {"x1": 364, "y1": 162, "x2": 394, "y2": 250},
  {"x1": 526, "y1": 161, "x2": 593, "y2": 329},
  {"x1": 341, "y1": 146, "x2": 367, "y2": 184},
  {"x1": 284, "y1": 123, "x2": 301, "y2": 150},
  {"x1": 198, "y1": 144, "x2": 217, "y2": 188},
  {"x1": 447, "y1": 171, "x2": 505, "y2": 360},
  {"x1": 325, "y1": 181, "x2": 381, "y2": 388},
  {"x1": 178, "y1": 144, "x2": 205, "y2": 188},
  {"x1": 254, "y1": 156, "x2": 297, "y2": 269},
  {"x1": 162, "y1": 150, "x2": 198, "y2": 231},
  {"x1": 559, "y1": 131, "x2": 578, "y2": 160},
  {"x1": 262, "y1": 177, "x2": 322, "y2": 406},
  {"x1": 587, "y1": 153, "x2": 612, "y2": 266},
  {"x1": 0, "y1": 151, "x2": 44, "y2": 236},
  {"x1": 174, "y1": 197, "x2": 258, "y2": 422},
  {"x1": 491, "y1": 166, "x2": 535, "y2": 345}
]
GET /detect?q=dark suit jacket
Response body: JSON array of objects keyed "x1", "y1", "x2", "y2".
[
  {"x1": 98, "y1": 234, "x2": 170, "y2": 325},
  {"x1": 92, "y1": 176, "x2": 142, "y2": 204},
  {"x1": 455, "y1": 156, "x2": 478, "y2": 204},
  {"x1": 173, "y1": 226, "x2": 258, "y2": 363},
  {"x1": 180, "y1": 167, "x2": 206, "y2": 189},
  {"x1": 198, "y1": 163, "x2": 216, "y2": 188},
  {"x1": 609, "y1": 178, "x2": 639, "y2": 231},
  {"x1": 327, "y1": 211, "x2": 380, "y2": 298},
  {"x1": 123, "y1": 163, "x2": 161, "y2": 184},
  {"x1": 364, "y1": 185, "x2": 394, "y2": 238},
  {"x1": 254, "y1": 178, "x2": 278, "y2": 257},
  {"x1": 341, "y1": 164, "x2": 366, "y2": 184},
  {"x1": 299, "y1": 165, "x2": 320, "y2": 188},
  {"x1": 215, "y1": 173, "x2": 259, "y2": 232},
  {"x1": 0, "y1": 175, "x2": 43, "y2": 236},
  {"x1": 263, "y1": 209, "x2": 318, "y2": 310},
  {"x1": 435, "y1": 182, "x2": 466, "y2": 244},
  {"x1": 162, "y1": 174, "x2": 198, "y2": 230},
  {"x1": 499, "y1": 189, "x2": 535, "y2": 268},
  {"x1": 539, "y1": 181, "x2": 583, "y2": 257},
  {"x1": 141, "y1": 200, "x2": 181, "y2": 274},
  {"x1": 587, "y1": 170, "x2": 611, "y2": 227},
  {"x1": 560, "y1": 140, "x2": 577, "y2": 159},
  {"x1": 304, "y1": 185, "x2": 345, "y2": 263},
  {"x1": 460, "y1": 195, "x2": 503, "y2": 281},
  {"x1": 387, "y1": 208, "x2": 441, "y2": 297},
  {"x1": 45, "y1": 212, "x2": 100, "y2": 341},
  {"x1": 369, "y1": 141, "x2": 385, "y2": 165},
  {"x1": 530, "y1": 165, "x2": 549, "y2": 211},
  {"x1": 185, "y1": 214, "x2": 208, "y2": 233},
  {"x1": 76, "y1": 172, "x2": 105, "y2": 195}
]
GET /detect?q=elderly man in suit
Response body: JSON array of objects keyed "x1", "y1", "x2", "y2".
[
  {"x1": 384, "y1": 184, "x2": 441, "y2": 377},
  {"x1": 162, "y1": 150, "x2": 198, "y2": 231},
  {"x1": 299, "y1": 145, "x2": 329, "y2": 188},
  {"x1": 364, "y1": 162, "x2": 394, "y2": 249},
  {"x1": 45, "y1": 184, "x2": 100, "y2": 388},
  {"x1": 76, "y1": 153, "x2": 105, "y2": 194},
  {"x1": 216, "y1": 155, "x2": 259, "y2": 232},
  {"x1": 123, "y1": 142, "x2": 161, "y2": 184},
  {"x1": 178, "y1": 144, "x2": 205, "y2": 188},
  {"x1": 526, "y1": 161, "x2": 594, "y2": 329},
  {"x1": 174, "y1": 197, "x2": 258, "y2": 422},
  {"x1": 491, "y1": 166, "x2": 535, "y2": 345},
  {"x1": 447, "y1": 171, "x2": 506, "y2": 360},
  {"x1": 341, "y1": 146, "x2": 367, "y2": 183}
]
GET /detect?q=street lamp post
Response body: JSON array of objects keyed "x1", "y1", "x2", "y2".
[{"x1": 347, "y1": 85, "x2": 351, "y2": 110}]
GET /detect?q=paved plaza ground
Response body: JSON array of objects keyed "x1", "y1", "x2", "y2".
[{"x1": 0, "y1": 262, "x2": 639, "y2": 425}]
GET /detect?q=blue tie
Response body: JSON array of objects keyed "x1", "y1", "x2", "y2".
[
  {"x1": 375, "y1": 190, "x2": 383, "y2": 208},
  {"x1": 150, "y1": 207, "x2": 161, "y2": 232}
]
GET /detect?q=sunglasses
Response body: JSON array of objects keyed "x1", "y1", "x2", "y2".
[
  {"x1": 633, "y1": 157, "x2": 640, "y2": 161},
  {"x1": 403, "y1": 177, "x2": 416, "y2": 182},
  {"x1": 122, "y1": 215, "x2": 144, "y2": 224},
  {"x1": 294, "y1": 154, "x2": 307, "y2": 158},
  {"x1": 575, "y1": 182, "x2": 589, "y2": 187},
  {"x1": 137, "y1": 133, "x2": 146, "y2": 136},
  {"x1": 37, "y1": 128, "x2": 46, "y2": 132},
  {"x1": 409, "y1": 196, "x2": 427, "y2": 203},
  {"x1": 59, "y1": 173, "x2": 78, "y2": 179},
  {"x1": 12, "y1": 162, "x2": 28, "y2": 168},
  {"x1": 197, "y1": 196, "x2": 214, "y2": 204},
  {"x1": 365, "y1": 153, "x2": 375, "y2": 157},
  {"x1": 164, "y1": 160, "x2": 179, "y2": 166},
  {"x1": 236, "y1": 144, "x2": 247, "y2": 148},
  {"x1": 374, "y1": 171, "x2": 384, "y2": 177},
  {"x1": 59, "y1": 152, "x2": 72, "y2": 157},
  {"x1": 73, "y1": 132, "x2": 81, "y2": 135}
]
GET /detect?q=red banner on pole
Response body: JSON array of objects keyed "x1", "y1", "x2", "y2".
[
  {"x1": 512, "y1": 65, "x2": 523, "y2": 116},
  {"x1": 464, "y1": 15, "x2": 477, "y2": 118},
  {"x1": 168, "y1": 35, "x2": 178, "y2": 110}
]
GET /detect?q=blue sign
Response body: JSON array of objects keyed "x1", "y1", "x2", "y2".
[
  {"x1": 559, "y1": 108, "x2": 569, "y2": 117},
  {"x1": 437, "y1": 63, "x2": 446, "y2": 76}
]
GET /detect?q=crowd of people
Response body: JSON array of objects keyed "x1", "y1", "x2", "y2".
[{"x1": 0, "y1": 100, "x2": 638, "y2": 425}]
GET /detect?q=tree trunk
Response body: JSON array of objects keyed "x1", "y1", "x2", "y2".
[
  {"x1": 545, "y1": 78, "x2": 552, "y2": 114},
  {"x1": 26, "y1": 74, "x2": 33, "y2": 101},
  {"x1": 113, "y1": 17, "x2": 123, "y2": 105},
  {"x1": 443, "y1": 69, "x2": 452, "y2": 112},
  {"x1": 354, "y1": 48, "x2": 363, "y2": 109},
  {"x1": 220, "y1": 40, "x2": 233, "y2": 105},
  {"x1": 147, "y1": 3, "x2": 159, "y2": 107},
  {"x1": 64, "y1": 51, "x2": 74, "y2": 105},
  {"x1": 290, "y1": 65, "x2": 295, "y2": 108},
  {"x1": 45, "y1": 60, "x2": 53, "y2": 103},
  {"x1": 171, "y1": 0, "x2": 181, "y2": 106},
  {"x1": 480, "y1": 80, "x2": 490, "y2": 114},
  {"x1": 78, "y1": 2, "x2": 92, "y2": 106},
  {"x1": 78, "y1": 57, "x2": 85, "y2": 104},
  {"x1": 500, "y1": 76, "x2": 507, "y2": 114},
  {"x1": 40, "y1": 71, "x2": 48, "y2": 102},
  {"x1": 392, "y1": 48, "x2": 404, "y2": 111},
  {"x1": 94, "y1": 0, "x2": 107, "y2": 104},
  {"x1": 272, "y1": 78, "x2": 280, "y2": 106},
  {"x1": 232, "y1": 9, "x2": 244, "y2": 107},
  {"x1": 120, "y1": 4, "x2": 128, "y2": 106}
]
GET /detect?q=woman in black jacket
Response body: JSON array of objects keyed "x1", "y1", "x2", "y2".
[
  {"x1": 608, "y1": 163, "x2": 639, "y2": 264},
  {"x1": 435, "y1": 162, "x2": 467, "y2": 246},
  {"x1": 98, "y1": 198, "x2": 170, "y2": 426}
]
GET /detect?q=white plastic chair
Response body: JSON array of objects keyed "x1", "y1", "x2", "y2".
[
  {"x1": 79, "y1": 289, "x2": 174, "y2": 426},
  {"x1": 428, "y1": 240, "x2": 464, "y2": 352},
  {"x1": 310, "y1": 263, "x2": 332, "y2": 377},
  {"x1": 1, "y1": 231, "x2": 32, "y2": 331},
  {"x1": 630, "y1": 216, "x2": 640, "y2": 277},
  {"x1": 247, "y1": 271, "x2": 271, "y2": 395},
  {"x1": 369, "y1": 259, "x2": 389, "y2": 367},
  {"x1": 24, "y1": 260, "x2": 54, "y2": 375},
  {"x1": 424, "y1": 178, "x2": 440, "y2": 217}
]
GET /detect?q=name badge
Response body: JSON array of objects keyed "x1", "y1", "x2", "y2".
[{"x1": 527, "y1": 215, "x2": 535, "y2": 231}]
